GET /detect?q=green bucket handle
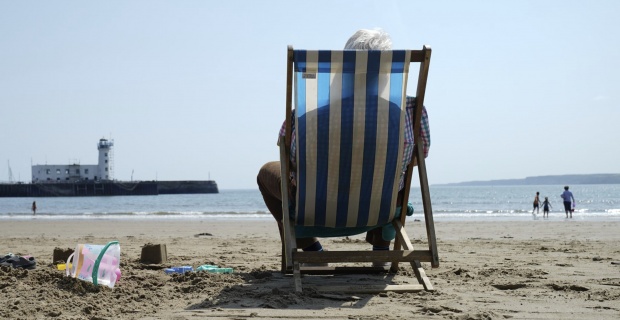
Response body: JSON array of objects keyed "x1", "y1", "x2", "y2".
[{"x1": 92, "y1": 240, "x2": 119, "y2": 286}]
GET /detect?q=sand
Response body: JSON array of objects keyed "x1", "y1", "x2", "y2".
[{"x1": 1, "y1": 218, "x2": 619, "y2": 319}]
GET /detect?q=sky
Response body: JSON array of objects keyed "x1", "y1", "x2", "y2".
[{"x1": 1, "y1": 1, "x2": 619, "y2": 189}]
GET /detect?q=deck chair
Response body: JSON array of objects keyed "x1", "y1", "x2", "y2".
[{"x1": 279, "y1": 46, "x2": 438, "y2": 292}]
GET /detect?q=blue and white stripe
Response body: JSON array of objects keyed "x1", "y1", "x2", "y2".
[{"x1": 294, "y1": 50, "x2": 411, "y2": 228}]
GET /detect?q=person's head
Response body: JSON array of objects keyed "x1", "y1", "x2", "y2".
[
  {"x1": 564, "y1": 186, "x2": 569, "y2": 190},
  {"x1": 536, "y1": 192, "x2": 539, "y2": 195},
  {"x1": 344, "y1": 28, "x2": 392, "y2": 50},
  {"x1": 545, "y1": 197, "x2": 548, "y2": 200}
]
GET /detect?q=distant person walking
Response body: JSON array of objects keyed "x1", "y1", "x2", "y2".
[
  {"x1": 532, "y1": 192, "x2": 541, "y2": 215},
  {"x1": 542, "y1": 197, "x2": 552, "y2": 218},
  {"x1": 561, "y1": 186, "x2": 575, "y2": 218},
  {"x1": 31, "y1": 201, "x2": 37, "y2": 215}
]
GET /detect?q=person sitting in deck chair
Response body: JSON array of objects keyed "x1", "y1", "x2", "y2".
[{"x1": 257, "y1": 28, "x2": 431, "y2": 263}]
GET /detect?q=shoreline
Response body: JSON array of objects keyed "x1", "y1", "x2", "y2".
[
  {"x1": 1, "y1": 220, "x2": 619, "y2": 319},
  {"x1": 2, "y1": 213, "x2": 619, "y2": 223}
]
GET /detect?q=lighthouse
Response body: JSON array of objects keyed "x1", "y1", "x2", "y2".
[{"x1": 97, "y1": 138, "x2": 114, "y2": 181}]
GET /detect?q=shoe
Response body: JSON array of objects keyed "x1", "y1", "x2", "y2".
[
  {"x1": 299, "y1": 247, "x2": 328, "y2": 267},
  {"x1": 0, "y1": 255, "x2": 36, "y2": 270},
  {"x1": 0, "y1": 253, "x2": 14, "y2": 264}
]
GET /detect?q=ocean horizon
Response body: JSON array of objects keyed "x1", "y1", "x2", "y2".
[{"x1": 1, "y1": 184, "x2": 618, "y2": 222}]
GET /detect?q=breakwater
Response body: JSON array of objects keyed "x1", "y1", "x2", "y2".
[
  {"x1": 157, "y1": 180, "x2": 219, "y2": 194},
  {"x1": 0, "y1": 180, "x2": 218, "y2": 197}
]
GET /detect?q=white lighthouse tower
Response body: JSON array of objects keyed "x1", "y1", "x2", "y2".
[{"x1": 97, "y1": 138, "x2": 114, "y2": 181}]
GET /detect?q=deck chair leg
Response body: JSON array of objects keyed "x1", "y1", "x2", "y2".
[
  {"x1": 293, "y1": 261, "x2": 302, "y2": 292},
  {"x1": 279, "y1": 142, "x2": 297, "y2": 275},
  {"x1": 281, "y1": 241, "x2": 287, "y2": 274},
  {"x1": 393, "y1": 219, "x2": 435, "y2": 291},
  {"x1": 411, "y1": 260, "x2": 434, "y2": 291}
]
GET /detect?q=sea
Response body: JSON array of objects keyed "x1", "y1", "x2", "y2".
[{"x1": 1, "y1": 184, "x2": 619, "y2": 222}]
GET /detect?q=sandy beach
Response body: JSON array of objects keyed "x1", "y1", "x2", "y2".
[{"x1": 1, "y1": 218, "x2": 619, "y2": 319}]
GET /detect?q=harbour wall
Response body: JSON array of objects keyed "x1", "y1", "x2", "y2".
[
  {"x1": 0, "y1": 180, "x2": 218, "y2": 197},
  {"x1": 157, "y1": 180, "x2": 219, "y2": 194}
]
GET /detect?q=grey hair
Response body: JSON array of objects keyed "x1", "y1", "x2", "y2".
[{"x1": 344, "y1": 28, "x2": 392, "y2": 50}]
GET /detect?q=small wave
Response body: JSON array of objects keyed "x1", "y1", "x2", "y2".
[
  {"x1": 0, "y1": 212, "x2": 273, "y2": 221},
  {"x1": 433, "y1": 209, "x2": 533, "y2": 214}
]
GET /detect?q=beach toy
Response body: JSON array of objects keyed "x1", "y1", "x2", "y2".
[
  {"x1": 164, "y1": 266, "x2": 193, "y2": 274},
  {"x1": 56, "y1": 263, "x2": 73, "y2": 271},
  {"x1": 66, "y1": 241, "x2": 121, "y2": 288},
  {"x1": 196, "y1": 264, "x2": 233, "y2": 274},
  {"x1": 196, "y1": 264, "x2": 217, "y2": 271}
]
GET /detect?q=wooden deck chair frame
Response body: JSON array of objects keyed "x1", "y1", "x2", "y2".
[{"x1": 279, "y1": 45, "x2": 438, "y2": 293}]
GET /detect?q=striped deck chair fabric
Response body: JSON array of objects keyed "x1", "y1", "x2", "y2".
[{"x1": 293, "y1": 50, "x2": 412, "y2": 229}]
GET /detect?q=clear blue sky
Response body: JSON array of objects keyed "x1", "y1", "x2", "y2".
[{"x1": 1, "y1": 1, "x2": 618, "y2": 189}]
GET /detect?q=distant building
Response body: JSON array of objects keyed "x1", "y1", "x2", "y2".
[{"x1": 31, "y1": 138, "x2": 114, "y2": 183}]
